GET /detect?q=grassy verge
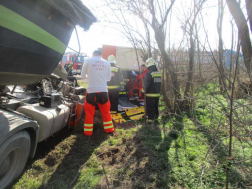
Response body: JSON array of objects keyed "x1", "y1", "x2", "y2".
[{"x1": 12, "y1": 82, "x2": 252, "y2": 188}]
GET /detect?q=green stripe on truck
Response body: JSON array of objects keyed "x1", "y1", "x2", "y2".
[{"x1": 0, "y1": 5, "x2": 66, "y2": 54}]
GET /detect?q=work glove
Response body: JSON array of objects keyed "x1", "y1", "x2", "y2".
[{"x1": 132, "y1": 70, "x2": 137, "y2": 77}]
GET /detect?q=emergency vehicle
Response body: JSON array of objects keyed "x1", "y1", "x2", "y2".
[{"x1": 61, "y1": 52, "x2": 88, "y2": 75}]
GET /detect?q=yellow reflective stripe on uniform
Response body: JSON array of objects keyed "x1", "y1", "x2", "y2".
[
  {"x1": 111, "y1": 67, "x2": 118, "y2": 72},
  {"x1": 108, "y1": 85, "x2": 120, "y2": 89},
  {"x1": 120, "y1": 82, "x2": 124, "y2": 84},
  {"x1": 103, "y1": 121, "x2": 113, "y2": 125},
  {"x1": 151, "y1": 73, "x2": 162, "y2": 78},
  {"x1": 119, "y1": 92, "x2": 126, "y2": 94},
  {"x1": 104, "y1": 125, "x2": 114, "y2": 129},
  {"x1": 146, "y1": 93, "x2": 160, "y2": 97},
  {"x1": 84, "y1": 129, "x2": 93, "y2": 131},
  {"x1": 84, "y1": 124, "x2": 93, "y2": 127}
]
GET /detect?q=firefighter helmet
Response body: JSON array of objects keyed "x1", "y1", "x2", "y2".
[
  {"x1": 145, "y1": 58, "x2": 156, "y2": 67},
  {"x1": 108, "y1": 55, "x2": 116, "y2": 63}
]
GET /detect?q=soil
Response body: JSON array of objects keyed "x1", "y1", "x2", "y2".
[{"x1": 14, "y1": 109, "x2": 154, "y2": 189}]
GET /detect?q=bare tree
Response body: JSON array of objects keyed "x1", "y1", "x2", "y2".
[
  {"x1": 217, "y1": 0, "x2": 227, "y2": 93},
  {"x1": 245, "y1": 0, "x2": 252, "y2": 33},
  {"x1": 148, "y1": 0, "x2": 181, "y2": 110},
  {"x1": 104, "y1": 0, "x2": 179, "y2": 110},
  {"x1": 226, "y1": 0, "x2": 252, "y2": 77},
  {"x1": 229, "y1": 20, "x2": 234, "y2": 89},
  {"x1": 180, "y1": 0, "x2": 206, "y2": 109},
  {"x1": 195, "y1": 23, "x2": 202, "y2": 79}
]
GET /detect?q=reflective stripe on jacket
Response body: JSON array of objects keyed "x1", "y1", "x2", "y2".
[
  {"x1": 107, "y1": 65, "x2": 124, "y2": 89},
  {"x1": 108, "y1": 85, "x2": 120, "y2": 89},
  {"x1": 144, "y1": 65, "x2": 161, "y2": 97},
  {"x1": 146, "y1": 93, "x2": 161, "y2": 97}
]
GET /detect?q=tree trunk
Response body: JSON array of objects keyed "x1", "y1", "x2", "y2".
[
  {"x1": 246, "y1": 0, "x2": 252, "y2": 33},
  {"x1": 226, "y1": 0, "x2": 252, "y2": 77},
  {"x1": 229, "y1": 21, "x2": 234, "y2": 89},
  {"x1": 184, "y1": 25, "x2": 195, "y2": 110},
  {"x1": 148, "y1": 0, "x2": 180, "y2": 111},
  {"x1": 196, "y1": 24, "x2": 202, "y2": 80},
  {"x1": 218, "y1": 0, "x2": 226, "y2": 93},
  {"x1": 161, "y1": 63, "x2": 172, "y2": 110},
  {"x1": 154, "y1": 29, "x2": 181, "y2": 110},
  {"x1": 144, "y1": 21, "x2": 152, "y2": 58}
]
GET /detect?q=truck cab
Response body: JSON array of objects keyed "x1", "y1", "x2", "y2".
[{"x1": 0, "y1": 1, "x2": 96, "y2": 188}]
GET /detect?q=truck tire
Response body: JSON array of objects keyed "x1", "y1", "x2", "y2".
[{"x1": 0, "y1": 131, "x2": 31, "y2": 189}]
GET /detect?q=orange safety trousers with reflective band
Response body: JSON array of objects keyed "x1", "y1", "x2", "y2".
[{"x1": 84, "y1": 92, "x2": 114, "y2": 136}]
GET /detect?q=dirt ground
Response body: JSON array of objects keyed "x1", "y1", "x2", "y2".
[{"x1": 14, "y1": 110, "x2": 155, "y2": 189}]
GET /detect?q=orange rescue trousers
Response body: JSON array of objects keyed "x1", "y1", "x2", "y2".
[{"x1": 84, "y1": 92, "x2": 114, "y2": 136}]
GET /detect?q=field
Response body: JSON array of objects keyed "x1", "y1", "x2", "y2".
[{"x1": 11, "y1": 82, "x2": 252, "y2": 189}]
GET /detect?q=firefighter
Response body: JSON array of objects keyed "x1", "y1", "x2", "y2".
[
  {"x1": 132, "y1": 64, "x2": 148, "y2": 99},
  {"x1": 107, "y1": 55, "x2": 124, "y2": 114},
  {"x1": 81, "y1": 50, "x2": 114, "y2": 136},
  {"x1": 64, "y1": 63, "x2": 73, "y2": 76},
  {"x1": 143, "y1": 58, "x2": 161, "y2": 120},
  {"x1": 64, "y1": 63, "x2": 79, "y2": 86}
]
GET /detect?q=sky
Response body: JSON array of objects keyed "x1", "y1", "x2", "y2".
[
  {"x1": 66, "y1": 0, "x2": 132, "y2": 56},
  {"x1": 66, "y1": 0, "x2": 244, "y2": 57}
]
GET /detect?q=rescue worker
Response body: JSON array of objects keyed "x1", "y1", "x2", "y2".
[
  {"x1": 81, "y1": 50, "x2": 114, "y2": 136},
  {"x1": 132, "y1": 64, "x2": 148, "y2": 99},
  {"x1": 107, "y1": 55, "x2": 124, "y2": 114},
  {"x1": 143, "y1": 58, "x2": 161, "y2": 120},
  {"x1": 65, "y1": 63, "x2": 79, "y2": 86},
  {"x1": 64, "y1": 63, "x2": 73, "y2": 76}
]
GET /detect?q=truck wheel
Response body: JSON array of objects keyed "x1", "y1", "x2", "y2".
[{"x1": 0, "y1": 131, "x2": 30, "y2": 189}]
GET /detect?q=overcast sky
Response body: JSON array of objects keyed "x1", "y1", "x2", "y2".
[{"x1": 66, "y1": 0, "x2": 243, "y2": 57}]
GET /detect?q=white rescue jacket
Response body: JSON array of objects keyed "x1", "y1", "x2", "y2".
[{"x1": 81, "y1": 56, "x2": 111, "y2": 93}]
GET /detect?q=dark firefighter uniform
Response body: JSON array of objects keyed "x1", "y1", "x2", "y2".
[
  {"x1": 107, "y1": 61, "x2": 124, "y2": 114},
  {"x1": 144, "y1": 58, "x2": 161, "y2": 119}
]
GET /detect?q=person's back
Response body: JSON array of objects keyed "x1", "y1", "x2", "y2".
[
  {"x1": 144, "y1": 58, "x2": 161, "y2": 120},
  {"x1": 144, "y1": 65, "x2": 161, "y2": 95},
  {"x1": 81, "y1": 50, "x2": 114, "y2": 136},
  {"x1": 107, "y1": 64, "x2": 121, "y2": 89},
  {"x1": 107, "y1": 55, "x2": 124, "y2": 114},
  {"x1": 81, "y1": 55, "x2": 111, "y2": 93}
]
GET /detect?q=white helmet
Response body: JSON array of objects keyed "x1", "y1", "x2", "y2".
[
  {"x1": 108, "y1": 55, "x2": 116, "y2": 63},
  {"x1": 145, "y1": 58, "x2": 156, "y2": 67}
]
